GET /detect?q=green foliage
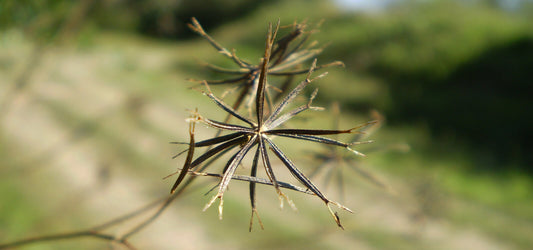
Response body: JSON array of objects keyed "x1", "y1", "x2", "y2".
[
  {"x1": 0, "y1": 0, "x2": 75, "y2": 42},
  {"x1": 311, "y1": 2, "x2": 532, "y2": 169},
  {"x1": 91, "y1": 0, "x2": 279, "y2": 38},
  {"x1": 319, "y1": 2, "x2": 527, "y2": 77},
  {"x1": 0, "y1": 135, "x2": 44, "y2": 240}
]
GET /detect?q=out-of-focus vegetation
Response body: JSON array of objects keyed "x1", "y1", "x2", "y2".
[
  {"x1": 316, "y1": 2, "x2": 533, "y2": 172},
  {"x1": 1, "y1": 0, "x2": 532, "y2": 249},
  {"x1": 0, "y1": 0, "x2": 279, "y2": 40}
]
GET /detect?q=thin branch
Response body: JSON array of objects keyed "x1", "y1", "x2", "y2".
[
  {"x1": 264, "y1": 138, "x2": 328, "y2": 203},
  {"x1": 272, "y1": 133, "x2": 353, "y2": 148},
  {"x1": 188, "y1": 171, "x2": 314, "y2": 195},
  {"x1": 0, "y1": 196, "x2": 167, "y2": 249},
  {"x1": 248, "y1": 145, "x2": 264, "y2": 231},
  {"x1": 203, "y1": 136, "x2": 258, "y2": 219},
  {"x1": 188, "y1": 17, "x2": 251, "y2": 68},
  {"x1": 256, "y1": 23, "x2": 274, "y2": 125},
  {"x1": 269, "y1": 61, "x2": 344, "y2": 75},
  {"x1": 202, "y1": 62, "x2": 249, "y2": 74},
  {"x1": 199, "y1": 116, "x2": 255, "y2": 132},
  {"x1": 203, "y1": 85, "x2": 257, "y2": 127},
  {"x1": 0, "y1": 231, "x2": 126, "y2": 249},
  {"x1": 171, "y1": 118, "x2": 197, "y2": 193},
  {"x1": 264, "y1": 59, "x2": 318, "y2": 125}
]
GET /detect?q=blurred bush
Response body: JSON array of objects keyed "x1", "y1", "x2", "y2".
[
  {"x1": 315, "y1": 1, "x2": 533, "y2": 171},
  {"x1": 0, "y1": 0, "x2": 82, "y2": 42},
  {"x1": 0, "y1": 0, "x2": 278, "y2": 40},
  {"x1": 92, "y1": 0, "x2": 278, "y2": 39}
]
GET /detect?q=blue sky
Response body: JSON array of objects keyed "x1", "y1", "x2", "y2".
[{"x1": 334, "y1": 0, "x2": 392, "y2": 12}]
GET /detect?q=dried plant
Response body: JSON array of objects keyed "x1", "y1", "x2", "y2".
[
  {"x1": 187, "y1": 17, "x2": 343, "y2": 117},
  {"x1": 169, "y1": 22, "x2": 376, "y2": 230},
  {"x1": 308, "y1": 103, "x2": 409, "y2": 199}
]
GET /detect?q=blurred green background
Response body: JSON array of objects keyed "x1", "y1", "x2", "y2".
[{"x1": 1, "y1": 0, "x2": 532, "y2": 249}]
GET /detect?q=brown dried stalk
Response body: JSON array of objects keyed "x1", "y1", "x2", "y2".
[
  {"x1": 187, "y1": 17, "x2": 343, "y2": 116},
  {"x1": 170, "y1": 22, "x2": 376, "y2": 230}
]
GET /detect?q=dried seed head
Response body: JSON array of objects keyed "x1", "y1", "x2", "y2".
[{"x1": 170, "y1": 18, "x2": 380, "y2": 230}]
